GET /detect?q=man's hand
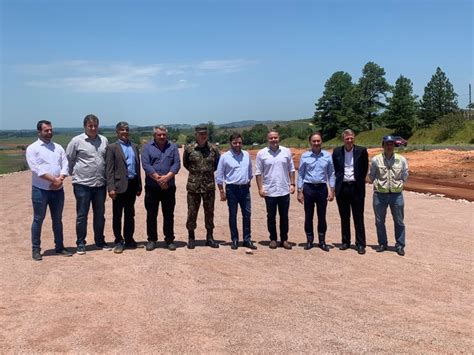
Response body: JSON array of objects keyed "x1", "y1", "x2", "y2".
[
  {"x1": 290, "y1": 184, "x2": 296, "y2": 194},
  {"x1": 297, "y1": 191, "x2": 304, "y2": 204},
  {"x1": 219, "y1": 190, "x2": 226, "y2": 201},
  {"x1": 108, "y1": 190, "x2": 117, "y2": 200},
  {"x1": 258, "y1": 188, "x2": 266, "y2": 198},
  {"x1": 328, "y1": 189, "x2": 335, "y2": 202},
  {"x1": 49, "y1": 177, "x2": 63, "y2": 190}
]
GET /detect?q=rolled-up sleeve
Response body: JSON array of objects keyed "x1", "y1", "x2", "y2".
[
  {"x1": 60, "y1": 147, "x2": 69, "y2": 176},
  {"x1": 255, "y1": 153, "x2": 263, "y2": 176},
  {"x1": 288, "y1": 150, "x2": 295, "y2": 172},
  {"x1": 26, "y1": 147, "x2": 40, "y2": 175},
  {"x1": 65, "y1": 139, "x2": 77, "y2": 175},
  {"x1": 215, "y1": 155, "x2": 225, "y2": 185}
]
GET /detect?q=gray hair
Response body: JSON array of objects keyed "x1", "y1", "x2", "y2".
[
  {"x1": 341, "y1": 129, "x2": 355, "y2": 139},
  {"x1": 154, "y1": 125, "x2": 168, "y2": 133},
  {"x1": 115, "y1": 121, "x2": 129, "y2": 130}
]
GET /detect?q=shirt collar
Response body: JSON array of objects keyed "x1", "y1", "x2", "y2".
[
  {"x1": 310, "y1": 149, "x2": 323, "y2": 157},
  {"x1": 118, "y1": 139, "x2": 131, "y2": 146}
]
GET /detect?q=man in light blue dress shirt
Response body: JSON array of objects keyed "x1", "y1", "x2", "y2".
[
  {"x1": 297, "y1": 132, "x2": 335, "y2": 251},
  {"x1": 216, "y1": 133, "x2": 257, "y2": 250}
]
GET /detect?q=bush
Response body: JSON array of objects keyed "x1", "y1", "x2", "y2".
[{"x1": 434, "y1": 113, "x2": 468, "y2": 141}]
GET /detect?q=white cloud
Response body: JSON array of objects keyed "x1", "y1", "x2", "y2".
[
  {"x1": 197, "y1": 59, "x2": 257, "y2": 72},
  {"x1": 17, "y1": 59, "x2": 255, "y2": 93}
]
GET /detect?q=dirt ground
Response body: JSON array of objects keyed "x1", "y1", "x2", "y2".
[{"x1": 0, "y1": 148, "x2": 472, "y2": 353}]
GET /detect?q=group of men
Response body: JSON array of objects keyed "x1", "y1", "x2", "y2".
[{"x1": 26, "y1": 115, "x2": 409, "y2": 261}]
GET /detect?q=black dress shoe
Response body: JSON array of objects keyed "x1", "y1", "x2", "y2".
[
  {"x1": 376, "y1": 244, "x2": 387, "y2": 252},
  {"x1": 318, "y1": 243, "x2": 330, "y2": 252},
  {"x1": 206, "y1": 238, "x2": 220, "y2": 248},
  {"x1": 396, "y1": 247, "x2": 405, "y2": 256},
  {"x1": 339, "y1": 243, "x2": 350, "y2": 250},
  {"x1": 304, "y1": 242, "x2": 313, "y2": 250},
  {"x1": 187, "y1": 239, "x2": 196, "y2": 249},
  {"x1": 32, "y1": 249, "x2": 42, "y2": 261},
  {"x1": 243, "y1": 241, "x2": 257, "y2": 250},
  {"x1": 357, "y1": 245, "x2": 366, "y2": 255},
  {"x1": 231, "y1": 240, "x2": 239, "y2": 250},
  {"x1": 145, "y1": 241, "x2": 156, "y2": 251}
]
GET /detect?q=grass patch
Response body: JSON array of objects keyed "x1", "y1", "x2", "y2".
[{"x1": 0, "y1": 151, "x2": 28, "y2": 174}]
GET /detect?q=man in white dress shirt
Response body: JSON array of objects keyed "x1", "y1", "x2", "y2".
[
  {"x1": 26, "y1": 120, "x2": 72, "y2": 261},
  {"x1": 255, "y1": 130, "x2": 296, "y2": 249}
]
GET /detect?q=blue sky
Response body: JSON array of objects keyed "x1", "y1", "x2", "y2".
[{"x1": 1, "y1": 0, "x2": 472, "y2": 129}]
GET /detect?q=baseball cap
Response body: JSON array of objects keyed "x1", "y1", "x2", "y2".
[{"x1": 382, "y1": 135, "x2": 396, "y2": 143}]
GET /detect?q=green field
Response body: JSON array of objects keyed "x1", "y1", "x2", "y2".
[{"x1": 1, "y1": 121, "x2": 473, "y2": 175}]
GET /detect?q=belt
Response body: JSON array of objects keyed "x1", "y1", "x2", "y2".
[
  {"x1": 227, "y1": 183, "x2": 250, "y2": 188},
  {"x1": 304, "y1": 182, "x2": 326, "y2": 186},
  {"x1": 343, "y1": 181, "x2": 355, "y2": 185}
]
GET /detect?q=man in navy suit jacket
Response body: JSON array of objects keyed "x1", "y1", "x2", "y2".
[
  {"x1": 332, "y1": 129, "x2": 369, "y2": 254},
  {"x1": 105, "y1": 121, "x2": 142, "y2": 253}
]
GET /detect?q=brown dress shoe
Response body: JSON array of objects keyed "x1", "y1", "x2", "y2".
[
  {"x1": 282, "y1": 241, "x2": 292, "y2": 250},
  {"x1": 269, "y1": 240, "x2": 278, "y2": 249}
]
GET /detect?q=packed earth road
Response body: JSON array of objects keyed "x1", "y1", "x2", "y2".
[{"x1": 0, "y1": 148, "x2": 472, "y2": 353}]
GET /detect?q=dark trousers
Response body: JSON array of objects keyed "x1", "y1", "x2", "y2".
[
  {"x1": 264, "y1": 194, "x2": 290, "y2": 242},
  {"x1": 31, "y1": 186, "x2": 65, "y2": 252},
  {"x1": 112, "y1": 178, "x2": 139, "y2": 245},
  {"x1": 73, "y1": 184, "x2": 106, "y2": 246},
  {"x1": 336, "y1": 182, "x2": 366, "y2": 247},
  {"x1": 226, "y1": 184, "x2": 251, "y2": 243},
  {"x1": 303, "y1": 183, "x2": 328, "y2": 244},
  {"x1": 145, "y1": 185, "x2": 176, "y2": 243},
  {"x1": 186, "y1": 190, "x2": 215, "y2": 233}
]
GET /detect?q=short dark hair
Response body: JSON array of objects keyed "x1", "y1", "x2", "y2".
[
  {"x1": 229, "y1": 132, "x2": 242, "y2": 142},
  {"x1": 308, "y1": 131, "x2": 322, "y2": 142},
  {"x1": 83, "y1": 114, "x2": 99, "y2": 126},
  {"x1": 115, "y1": 121, "x2": 129, "y2": 131},
  {"x1": 37, "y1": 120, "x2": 51, "y2": 131}
]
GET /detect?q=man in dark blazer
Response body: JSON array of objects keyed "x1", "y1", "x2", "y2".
[
  {"x1": 332, "y1": 129, "x2": 369, "y2": 254},
  {"x1": 105, "y1": 121, "x2": 142, "y2": 253}
]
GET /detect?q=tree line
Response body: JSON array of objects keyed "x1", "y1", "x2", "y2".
[{"x1": 314, "y1": 62, "x2": 462, "y2": 139}]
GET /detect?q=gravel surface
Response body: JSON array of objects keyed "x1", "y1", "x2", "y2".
[{"x1": 0, "y1": 160, "x2": 472, "y2": 353}]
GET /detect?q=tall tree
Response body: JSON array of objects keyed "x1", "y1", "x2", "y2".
[
  {"x1": 314, "y1": 71, "x2": 354, "y2": 140},
  {"x1": 420, "y1": 67, "x2": 459, "y2": 126},
  {"x1": 386, "y1": 75, "x2": 418, "y2": 137},
  {"x1": 357, "y1": 61, "x2": 391, "y2": 130}
]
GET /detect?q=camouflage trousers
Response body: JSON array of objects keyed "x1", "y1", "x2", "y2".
[{"x1": 186, "y1": 191, "x2": 215, "y2": 232}]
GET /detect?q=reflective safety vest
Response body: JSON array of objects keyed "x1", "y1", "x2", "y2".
[{"x1": 373, "y1": 153, "x2": 405, "y2": 193}]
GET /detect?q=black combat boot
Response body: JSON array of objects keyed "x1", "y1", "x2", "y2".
[
  {"x1": 187, "y1": 230, "x2": 196, "y2": 249},
  {"x1": 205, "y1": 230, "x2": 219, "y2": 248}
]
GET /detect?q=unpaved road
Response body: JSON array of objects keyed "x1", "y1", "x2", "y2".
[{"x1": 0, "y1": 152, "x2": 472, "y2": 353}]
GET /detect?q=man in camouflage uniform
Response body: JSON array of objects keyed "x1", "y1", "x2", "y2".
[{"x1": 183, "y1": 126, "x2": 220, "y2": 249}]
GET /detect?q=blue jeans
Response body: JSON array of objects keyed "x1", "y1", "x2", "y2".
[
  {"x1": 373, "y1": 192, "x2": 405, "y2": 248},
  {"x1": 73, "y1": 184, "x2": 106, "y2": 246},
  {"x1": 31, "y1": 186, "x2": 65, "y2": 251},
  {"x1": 226, "y1": 184, "x2": 251, "y2": 243},
  {"x1": 265, "y1": 194, "x2": 290, "y2": 242}
]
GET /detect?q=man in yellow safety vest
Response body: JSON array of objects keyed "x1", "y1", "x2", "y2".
[{"x1": 368, "y1": 135, "x2": 409, "y2": 256}]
